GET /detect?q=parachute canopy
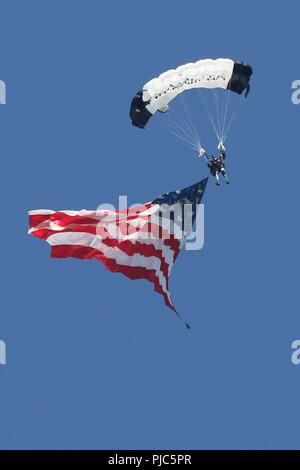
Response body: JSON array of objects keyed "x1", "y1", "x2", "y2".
[{"x1": 130, "y1": 58, "x2": 253, "y2": 129}]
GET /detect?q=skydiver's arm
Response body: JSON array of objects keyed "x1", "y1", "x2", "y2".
[
  {"x1": 199, "y1": 148, "x2": 210, "y2": 164},
  {"x1": 203, "y1": 152, "x2": 209, "y2": 164},
  {"x1": 218, "y1": 143, "x2": 226, "y2": 159}
]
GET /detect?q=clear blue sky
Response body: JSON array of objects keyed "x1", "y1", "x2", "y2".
[{"x1": 0, "y1": 0, "x2": 299, "y2": 450}]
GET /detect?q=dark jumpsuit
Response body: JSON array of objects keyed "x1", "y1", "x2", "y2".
[{"x1": 207, "y1": 151, "x2": 226, "y2": 177}]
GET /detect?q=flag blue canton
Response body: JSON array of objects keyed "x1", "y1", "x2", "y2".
[{"x1": 151, "y1": 178, "x2": 209, "y2": 227}]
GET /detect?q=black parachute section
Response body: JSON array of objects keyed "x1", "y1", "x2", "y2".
[
  {"x1": 129, "y1": 90, "x2": 152, "y2": 129},
  {"x1": 227, "y1": 62, "x2": 253, "y2": 97}
]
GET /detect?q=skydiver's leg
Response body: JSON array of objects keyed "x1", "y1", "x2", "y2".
[
  {"x1": 215, "y1": 172, "x2": 220, "y2": 186},
  {"x1": 221, "y1": 169, "x2": 229, "y2": 184}
]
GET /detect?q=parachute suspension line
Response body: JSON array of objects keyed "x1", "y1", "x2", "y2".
[
  {"x1": 167, "y1": 116, "x2": 200, "y2": 152},
  {"x1": 165, "y1": 109, "x2": 193, "y2": 147},
  {"x1": 167, "y1": 99, "x2": 201, "y2": 151},
  {"x1": 174, "y1": 96, "x2": 202, "y2": 150},
  {"x1": 213, "y1": 89, "x2": 222, "y2": 142},
  {"x1": 149, "y1": 89, "x2": 247, "y2": 153},
  {"x1": 198, "y1": 90, "x2": 221, "y2": 142},
  {"x1": 175, "y1": 105, "x2": 198, "y2": 150},
  {"x1": 180, "y1": 93, "x2": 202, "y2": 150},
  {"x1": 169, "y1": 127, "x2": 200, "y2": 152},
  {"x1": 168, "y1": 111, "x2": 199, "y2": 151},
  {"x1": 223, "y1": 95, "x2": 245, "y2": 142},
  {"x1": 220, "y1": 90, "x2": 231, "y2": 143},
  {"x1": 148, "y1": 120, "x2": 199, "y2": 153},
  {"x1": 149, "y1": 101, "x2": 200, "y2": 153}
]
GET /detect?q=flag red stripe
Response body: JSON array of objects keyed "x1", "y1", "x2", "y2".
[
  {"x1": 51, "y1": 244, "x2": 175, "y2": 311},
  {"x1": 29, "y1": 206, "x2": 154, "y2": 230},
  {"x1": 30, "y1": 222, "x2": 180, "y2": 260}
]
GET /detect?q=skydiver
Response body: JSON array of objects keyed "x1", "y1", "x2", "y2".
[{"x1": 199, "y1": 143, "x2": 229, "y2": 186}]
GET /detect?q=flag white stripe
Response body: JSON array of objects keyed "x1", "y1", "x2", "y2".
[{"x1": 47, "y1": 232, "x2": 172, "y2": 302}]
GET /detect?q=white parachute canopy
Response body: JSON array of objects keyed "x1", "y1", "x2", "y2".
[
  {"x1": 143, "y1": 58, "x2": 235, "y2": 114},
  {"x1": 130, "y1": 58, "x2": 253, "y2": 150}
]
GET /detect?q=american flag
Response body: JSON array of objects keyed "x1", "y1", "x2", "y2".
[{"x1": 28, "y1": 178, "x2": 208, "y2": 321}]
